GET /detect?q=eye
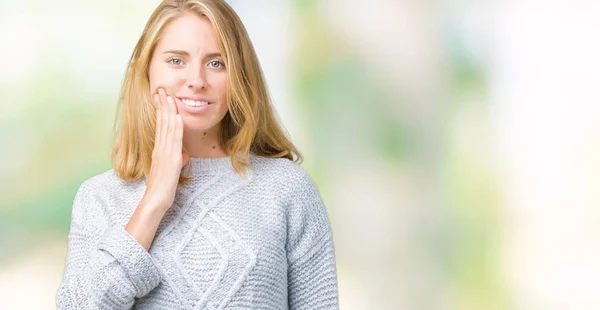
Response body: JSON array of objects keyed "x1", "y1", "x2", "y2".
[
  {"x1": 208, "y1": 60, "x2": 224, "y2": 68},
  {"x1": 167, "y1": 58, "x2": 183, "y2": 66}
]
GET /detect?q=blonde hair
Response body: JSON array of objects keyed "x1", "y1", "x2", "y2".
[{"x1": 111, "y1": 0, "x2": 302, "y2": 183}]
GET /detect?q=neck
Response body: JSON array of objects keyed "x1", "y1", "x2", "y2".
[{"x1": 182, "y1": 126, "x2": 227, "y2": 158}]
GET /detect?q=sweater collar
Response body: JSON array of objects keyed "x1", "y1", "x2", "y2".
[{"x1": 184, "y1": 152, "x2": 254, "y2": 176}]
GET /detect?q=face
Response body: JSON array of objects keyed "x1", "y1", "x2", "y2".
[{"x1": 148, "y1": 12, "x2": 228, "y2": 133}]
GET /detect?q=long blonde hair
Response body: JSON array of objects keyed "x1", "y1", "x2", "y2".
[{"x1": 111, "y1": 0, "x2": 302, "y2": 183}]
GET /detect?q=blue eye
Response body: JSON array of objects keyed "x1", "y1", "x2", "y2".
[
  {"x1": 168, "y1": 58, "x2": 183, "y2": 66},
  {"x1": 209, "y1": 60, "x2": 223, "y2": 68}
]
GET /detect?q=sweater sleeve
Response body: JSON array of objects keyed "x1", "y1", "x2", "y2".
[
  {"x1": 286, "y1": 170, "x2": 339, "y2": 310},
  {"x1": 56, "y1": 178, "x2": 162, "y2": 309}
]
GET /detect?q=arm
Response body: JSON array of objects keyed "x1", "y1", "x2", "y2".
[
  {"x1": 286, "y1": 171, "x2": 339, "y2": 310},
  {"x1": 56, "y1": 179, "x2": 162, "y2": 309},
  {"x1": 56, "y1": 89, "x2": 187, "y2": 309}
]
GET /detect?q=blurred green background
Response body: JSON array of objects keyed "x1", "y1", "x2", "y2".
[{"x1": 2, "y1": 1, "x2": 600, "y2": 309}]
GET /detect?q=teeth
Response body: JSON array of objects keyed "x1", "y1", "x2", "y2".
[{"x1": 182, "y1": 99, "x2": 209, "y2": 107}]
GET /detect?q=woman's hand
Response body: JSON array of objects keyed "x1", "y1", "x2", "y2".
[{"x1": 141, "y1": 88, "x2": 190, "y2": 212}]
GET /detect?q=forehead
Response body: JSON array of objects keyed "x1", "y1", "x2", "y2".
[{"x1": 156, "y1": 12, "x2": 219, "y2": 53}]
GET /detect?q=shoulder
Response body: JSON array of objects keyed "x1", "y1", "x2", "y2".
[
  {"x1": 249, "y1": 157, "x2": 334, "y2": 262},
  {"x1": 249, "y1": 155, "x2": 320, "y2": 199},
  {"x1": 72, "y1": 168, "x2": 145, "y2": 215},
  {"x1": 77, "y1": 169, "x2": 143, "y2": 197},
  {"x1": 248, "y1": 155, "x2": 328, "y2": 227}
]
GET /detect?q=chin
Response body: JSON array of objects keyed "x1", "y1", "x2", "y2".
[
  {"x1": 184, "y1": 123, "x2": 213, "y2": 131},
  {"x1": 183, "y1": 121, "x2": 219, "y2": 132}
]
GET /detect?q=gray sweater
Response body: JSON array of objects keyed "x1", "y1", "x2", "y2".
[{"x1": 56, "y1": 153, "x2": 338, "y2": 309}]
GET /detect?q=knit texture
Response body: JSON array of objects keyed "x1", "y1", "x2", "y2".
[{"x1": 56, "y1": 153, "x2": 338, "y2": 309}]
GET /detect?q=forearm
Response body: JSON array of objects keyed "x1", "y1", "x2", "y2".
[
  {"x1": 57, "y1": 225, "x2": 162, "y2": 309},
  {"x1": 57, "y1": 179, "x2": 167, "y2": 309},
  {"x1": 57, "y1": 253, "x2": 137, "y2": 310},
  {"x1": 125, "y1": 198, "x2": 167, "y2": 251}
]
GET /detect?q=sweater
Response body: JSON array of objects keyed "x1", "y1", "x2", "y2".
[{"x1": 56, "y1": 153, "x2": 339, "y2": 309}]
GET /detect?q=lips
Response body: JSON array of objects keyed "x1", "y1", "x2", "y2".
[
  {"x1": 181, "y1": 98, "x2": 211, "y2": 107},
  {"x1": 174, "y1": 97, "x2": 213, "y2": 114}
]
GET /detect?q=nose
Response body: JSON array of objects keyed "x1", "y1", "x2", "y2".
[{"x1": 187, "y1": 67, "x2": 207, "y2": 90}]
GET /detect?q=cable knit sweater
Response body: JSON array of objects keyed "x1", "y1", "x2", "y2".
[{"x1": 56, "y1": 153, "x2": 338, "y2": 309}]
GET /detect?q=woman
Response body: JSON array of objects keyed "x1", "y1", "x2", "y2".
[{"x1": 55, "y1": 0, "x2": 339, "y2": 309}]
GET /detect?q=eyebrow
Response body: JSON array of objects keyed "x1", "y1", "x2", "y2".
[{"x1": 162, "y1": 50, "x2": 221, "y2": 59}]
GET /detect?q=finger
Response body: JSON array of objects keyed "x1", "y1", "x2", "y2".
[
  {"x1": 174, "y1": 113, "x2": 184, "y2": 153},
  {"x1": 167, "y1": 96, "x2": 176, "y2": 142},
  {"x1": 156, "y1": 88, "x2": 166, "y2": 111},
  {"x1": 152, "y1": 92, "x2": 160, "y2": 110},
  {"x1": 172, "y1": 96, "x2": 181, "y2": 114},
  {"x1": 153, "y1": 94, "x2": 162, "y2": 146},
  {"x1": 159, "y1": 90, "x2": 169, "y2": 149},
  {"x1": 164, "y1": 96, "x2": 175, "y2": 155},
  {"x1": 175, "y1": 114, "x2": 189, "y2": 168}
]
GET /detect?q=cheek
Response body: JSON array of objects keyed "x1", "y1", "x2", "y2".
[
  {"x1": 149, "y1": 64, "x2": 184, "y2": 91},
  {"x1": 148, "y1": 70, "x2": 163, "y2": 93},
  {"x1": 213, "y1": 74, "x2": 228, "y2": 97}
]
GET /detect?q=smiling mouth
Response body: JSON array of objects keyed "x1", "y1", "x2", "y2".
[{"x1": 180, "y1": 98, "x2": 212, "y2": 107}]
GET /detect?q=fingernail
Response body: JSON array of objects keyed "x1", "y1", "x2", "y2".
[
  {"x1": 153, "y1": 94, "x2": 159, "y2": 101},
  {"x1": 158, "y1": 88, "x2": 165, "y2": 95}
]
